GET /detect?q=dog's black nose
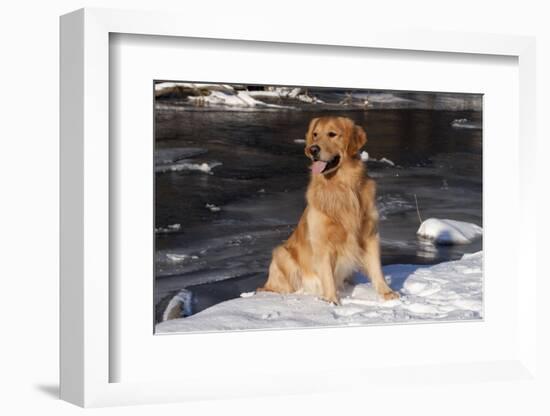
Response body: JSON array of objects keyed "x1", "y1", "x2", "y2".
[{"x1": 309, "y1": 145, "x2": 320, "y2": 157}]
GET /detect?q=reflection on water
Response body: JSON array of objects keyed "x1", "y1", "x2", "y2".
[{"x1": 154, "y1": 108, "x2": 482, "y2": 319}]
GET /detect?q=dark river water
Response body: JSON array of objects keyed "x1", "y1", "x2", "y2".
[{"x1": 154, "y1": 107, "x2": 482, "y2": 321}]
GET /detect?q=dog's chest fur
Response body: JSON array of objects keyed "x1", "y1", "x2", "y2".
[{"x1": 305, "y1": 173, "x2": 366, "y2": 287}]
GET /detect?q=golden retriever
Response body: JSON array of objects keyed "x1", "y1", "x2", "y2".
[{"x1": 258, "y1": 116, "x2": 399, "y2": 303}]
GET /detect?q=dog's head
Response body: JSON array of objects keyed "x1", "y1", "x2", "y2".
[{"x1": 304, "y1": 116, "x2": 367, "y2": 175}]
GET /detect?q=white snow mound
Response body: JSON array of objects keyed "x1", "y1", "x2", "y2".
[
  {"x1": 156, "y1": 251, "x2": 483, "y2": 333},
  {"x1": 417, "y1": 218, "x2": 482, "y2": 245}
]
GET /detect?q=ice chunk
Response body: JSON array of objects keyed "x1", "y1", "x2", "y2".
[
  {"x1": 417, "y1": 218, "x2": 482, "y2": 245},
  {"x1": 379, "y1": 157, "x2": 395, "y2": 166},
  {"x1": 451, "y1": 118, "x2": 481, "y2": 129},
  {"x1": 155, "y1": 161, "x2": 221, "y2": 174},
  {"x1": 166, "y1": 253, "x2": 198, "y2": 262},
  {"x1": 155, "y1": 223, "x2": 181, "y2": 233},
  {"x1": 155, "y1": 147, "x2": 207, "y2": 164},
  {"x1": 205, "y1": 203, "x2": 221, "y2": 212}
]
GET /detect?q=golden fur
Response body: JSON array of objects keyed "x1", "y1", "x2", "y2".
[{"x1": 258, "y1": 116, "x2": 399, "y2": 303}]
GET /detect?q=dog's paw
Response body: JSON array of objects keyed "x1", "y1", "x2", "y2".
[
  {"x1": 322, "y1": 294, "x2": 341, "y2": 305},
  {"x1": 382, "y1": 290, "x2": 400, "y2": 301}
]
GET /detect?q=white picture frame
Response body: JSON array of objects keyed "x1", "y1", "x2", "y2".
[{"x1": 60, "y1": 7, "x2": 539, "y2": 408}]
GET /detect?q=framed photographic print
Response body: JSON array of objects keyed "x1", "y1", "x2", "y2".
[
  {"x1": 153, "y1": 81, "x2": 484, "y2": 334},
  {"x1": 60, "y1": 7, "x2": 539, "y2": 408}
]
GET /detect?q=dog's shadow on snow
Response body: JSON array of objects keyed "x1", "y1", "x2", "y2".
[{"x1": 353, "y1": 263, "x2": 429, "y2": 293}]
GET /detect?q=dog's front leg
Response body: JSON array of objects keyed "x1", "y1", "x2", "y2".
[
  {"x1": 313, "y1": 251, "x2": 339, "y2": 304},
  {"x1": 362, "y1": 233, "x2": 400, "y2": 300}
]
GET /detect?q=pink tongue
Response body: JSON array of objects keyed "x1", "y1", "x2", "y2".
[{"x1": 311, "y1": 160, "x2": 327, "y2": 174}]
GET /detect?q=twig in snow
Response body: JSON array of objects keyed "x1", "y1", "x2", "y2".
[{"x1": 414, "y1": 194, "x2": 423, "y2": 224}]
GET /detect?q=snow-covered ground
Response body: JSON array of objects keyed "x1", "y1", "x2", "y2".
[{"x1": 156, "y1": 251, "x2": 483, "y2": 333}]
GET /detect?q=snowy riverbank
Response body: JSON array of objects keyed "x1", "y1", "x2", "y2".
[
  {"x1": 156, "y1": 251, "x2": 483, "y2": 333},
  {"x1": 154, "y1": 82, "x2": 482, "y2": 111}
]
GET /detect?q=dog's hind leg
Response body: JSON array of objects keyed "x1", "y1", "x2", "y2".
[{"x1": 257, "y1": 246, "x2": 298, "y2": 294}]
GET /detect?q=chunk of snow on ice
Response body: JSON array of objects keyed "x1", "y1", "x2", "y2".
[
  {"x1": 376, "y1": 194, "x2": 414, "y2": 220},
  {"x1": 294, "y1": 139, "x2": 306, "y2": 144},
  {"x1": 162, "y1": 289, "x2": 193, "y2": 320},
  {"x1": 417, "y1": 218, "x2": 482, "y2": 245},
  {"x1": 205, "y1": 203, "x2": 221, "y2": 212},
  {"x1": 361, "y1": 153, "x2": 396, "y2": 166},
  {"x1": 379, "y1": 157, "x2": 395, "y2": 166},
  {"x1": 296, "y1": 94, "x2": 324, "y2": 104},
  {"x1": 155, "y1": 161, "x2": 221, "y2": 174},
  {"x1": 366, "y1": 93, "x2": 414, "y2": 104},
  {"x1": 155, "y1": 147, "x2": 207, "y2": 164},
  {"x1": 240, "y1": 292, "x2": 255, "y2": 298},
  {"x1": 166, "y1": 253, "x2": 199, "y2": 262},
  {"x1": 156, "y1": 252, "x2": 483, "y2": 333},
  {"x1": 155, "y1": 223, "x2": 181, "y2": 233},
  {"x1": 187, "y1": 90, "x2": 291, "y2": 109},
  {"x1": 451, "y1": 118, "x2": 481, "y2": 129},
  {"x1": 288, "y1": 88, "x2": 301, "y2": 99}
]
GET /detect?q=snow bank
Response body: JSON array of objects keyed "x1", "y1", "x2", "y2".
[
  {"x1": 417, "y1": 218, "x2": 482, "y2": 245},
  {"x1": 156, "y1": 83, "x2": 481, "y2": 110},
  {"x1": 156, "y1": 252, "x2": 483, "y2": 333},
  {"x1": 188, "y1": 90, "x2": 291, "y2": 109},
  {"x1": 366, "y1": 93, "x2": 415, "y2": 105},
  {"x1": 249, "y1": 87, "x2": 324, "y2": 104}
]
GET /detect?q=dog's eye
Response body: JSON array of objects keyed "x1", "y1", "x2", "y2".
[
  {"x1": 328, "y1": 131, "x2": 337, "y2": 138},
  {"x1": 313, "y1": 132, "x2": 318, "y2": 138}
]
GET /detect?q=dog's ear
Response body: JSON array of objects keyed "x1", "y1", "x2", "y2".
[
  {"x1": 305, "y1": 117, "x2": 320, "y2": 143},
  {"x1": 348, "y1": 123, "x2": 367, "y2": 156},
  {"x1": 305, "y1": 117, "x2": 320, "y2": 157}
]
